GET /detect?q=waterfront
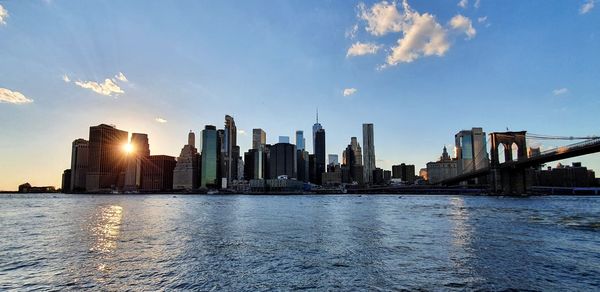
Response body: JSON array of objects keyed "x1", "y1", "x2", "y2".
[{"x1": 1, "y1": 194, "x2": 599, "y2": 290}]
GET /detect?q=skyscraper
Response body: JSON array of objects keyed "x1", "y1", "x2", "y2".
[
  {"x1": 328, "y1": 154, "x2": 339, "y2": 166},
  {"x1": 124, "y1": 133, "x2": 150, "y2": 191},
  {"x1": 173, "y1": 131, "x2": 199, "y2": 190},
  {"x1": 279, "y1": 136, "x2": 290, "y2": 144},
  {"x1": 362, "y1": 123, "x2": 376, "y2": 184},
  {"x1": 201, "y1": 125, "x2": 219, "y2": 188},
  {"x1": 455, "y1": 127, "x2": 489, "y2": 175},
  {"x1": 141, "y1": 155, "x2": 177, "y2": 191},
  {"x1": 252, "y1": 128, "x2": 266, "y2": 150},
  {"x1": 86, "y1": 124, "x2": 128, "y2": 192},
  {"x1": 314, "y1": 128, "x2": 326, "y2": 185},
  {"x1": 70, "y1": 138, "x2": 89, "y2": 192},
  {"x1": 224, "y1": 115, "x2": 238, "y2": 186},
  {"x1": 268, "y1": 143, "x2": 297, "y2": 179},
  {"x1": 312, "y1": 109, "x2": 322, "y2": 154},
  {"x1": 295, "y1": 130, "x2": 305, "y2": 151}
]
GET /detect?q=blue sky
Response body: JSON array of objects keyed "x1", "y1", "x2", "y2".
[{"x1": 1, "y1": 0, "x2": 599, "y2": 190}]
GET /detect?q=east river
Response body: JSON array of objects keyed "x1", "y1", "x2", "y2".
[{"x1": 1, "y1": 194, "x2": 599, "y2": 290}]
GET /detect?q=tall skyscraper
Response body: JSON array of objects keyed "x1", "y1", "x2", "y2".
[
  {"x1": 312, "y1": 109, "x2": 322, "y2": 154},
  {"x1": 173, "y1": 131, "x2": 200, "y2": 190},
  {"x1": 362, "y1": 123, "x2": 376, "y2": 184},
  {"x1": 141, "y1": 155, "x2": 177, "y2": 191},
  {"x1": 455, "y1": 127, "x2": 489, "y2": 175},
  {"x1": 124, "y1": 133, "x2": 150, "y2": 191},
  {"x1": 328, "y1": 154, "x2": 339, "y2": 166},
  {"x1": 86, "y1": 124, "x2": 128, "y2": 192},
  {"x1": 295, "y1": 130, "x2": 305, "y2": 151},
  {"x1": 223, "y1": 115, "x2": 238, "y2": 186},
  {"x1": 201, "y1": 125, "x2": 219, "y2": 188},
  {"x1": 252, "y1": 128, "x2": 266, "y2": 150},
  {"x1": 314, "y1": 128, "x2": 326, "y2": 185},
  {"x1": 70, "y1": 138, "x2": 89, "y2": 192},
  {"x1": 268, "y1": 143, "x2": 297, "y2": 179}
]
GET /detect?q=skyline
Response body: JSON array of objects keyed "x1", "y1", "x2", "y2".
[{"x1": 1, "y1": 0, "x2": 600, "y2": 190}]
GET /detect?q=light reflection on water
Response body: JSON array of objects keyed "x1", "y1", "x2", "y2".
[{"x1": 1, "y1": 194, "x2": 599, "y2": 290}]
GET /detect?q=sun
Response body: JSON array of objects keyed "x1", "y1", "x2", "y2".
[{"x1": 123, "y1": 143, "x2": 134, "y2": 154}]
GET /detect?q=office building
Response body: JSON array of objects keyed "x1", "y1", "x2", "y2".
[
  {"x1": 455, "y1": 127, "x2": 489, "y2": 175},
  {"x1": 252, "y1": 128, "x2": 266, "y2": 150},
  {"x1": 312, "y1": 109, "x2": 322, "y2": 154},
  {"x1": 86, "y1": 124, "x2": 128, "y2": 192},
  {"x1": 124, "y1": 133, "x2": 150, "y2": 191},
  {"x1": 314, "y1": 128, "x2": 326, "y2": 185},
  {"x1": 62, "y1": 169, "x2": 72, "y2": 193},
  {"x1": 328, "y1": 154, "x2": 339, "y2": 166},
  {"x1": 295, "y1": 130, "x2": 305, "y2": 151},
  {"x1": 279, "y1": 136, "x2": 290, "y2": 144},
  {"x1": 173, "y1": 131, "x2": 200, "y2": 190},
  {"x1": 362, "y1": 123, "x2": 376, "y2": 184},
  {"x1": 392, "y1": 163, "x2": 416, "y2": 184},
  {"x1": 297, "y1": 150, "x2": 309, "y2": 182},
  {"x1": 141, "y1": 155, "x2": 176, "y2": 191},
  {"x1": 70, "y1": 138, "x2": 89, "y2": 192},
  {"x1": 223, "y1": 115, "x2": 239, "y2": 186},
  {"x1": 426, "y1": 146, "x2": 458, "y2": 184},
  {"x1": 268, "y1": 143, "x2": 297, "y2": 179},
  {"x1": 201, "y1": 125, "x2": 219, "y2": 188}
]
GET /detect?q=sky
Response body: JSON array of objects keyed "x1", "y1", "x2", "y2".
[{"x1": 0, "y1": 0, "x2": 599, "y2": 190}]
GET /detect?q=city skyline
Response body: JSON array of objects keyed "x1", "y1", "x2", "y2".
[{"x1": 1, "y1": 1, "x2": 600, "y2": 190}]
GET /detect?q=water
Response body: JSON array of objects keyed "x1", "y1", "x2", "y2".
[{"x1": 1, "y1": 194, "x2": 599, "y2": 291}]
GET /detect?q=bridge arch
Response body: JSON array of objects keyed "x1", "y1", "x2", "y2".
[{"x1": 490, "y1": 131, "x2": 527, "y2": 166}]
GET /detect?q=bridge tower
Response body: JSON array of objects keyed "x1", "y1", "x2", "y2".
[{"x1": 489, "y1": 131, "x2": 532, "y2": 195}]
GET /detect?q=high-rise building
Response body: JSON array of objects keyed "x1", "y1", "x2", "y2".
[
  {"x1": 268, "y1": 143, "x2": 297, "y2": 179},
  {"x1": 455, "y1": 128, "x2": 489, "y2": 183},
  {"x1": 296, "y1": 150, "x2": 309, "y2": 182},
  {"x1": 362, "y1": 123, "x2": 376, "y2": 184},
  {"x1": 223, "y1": 115, "x2": 238, "y2": 186},
  {"x1": 312, "y1": 109, "x2": 322, "y2": 154},
  {"x1": 328, "y1": 154, "x2": 339, "y2": 166},
  {"x1": 62, "y1": 169, "x2": 72, "y2": 193},
  {"x1": 70, "y1": 138, "x2": 89, "y2": 192},
  {"x1": 392, "y1": 163, "x2": 416, "y2": 184},
  {"x1": 295, "y1": 130, "x2": 305, "y2": 151},
  {"x1": 173, "y1": 131, "x2": 200, "y2": 190},
  {"x1": 252, "y1": 128, "x2": 266, "y2": 150},
  {"x1": 86, "y1": 124, "x2": 128, "y2": 192},
  {"x1": 124, "y1": 133, "x2": 150, "y2": 191},
  {"x1": 201, "y1": 125, "x2": 219, "y2": 188},
  {"x1": 141, "y1": 155, "x2": 177, "y2": 191},
  {"x1": 314, "y1": 128, "x2": 326, "y2": 185},
  {"x1": 279, "y1": 136, "x2": 290, "y2": 144}
]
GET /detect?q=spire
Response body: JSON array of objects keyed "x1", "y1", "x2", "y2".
[{"x1": 316, "y1": 107, "x2": 319, "y2": 124}]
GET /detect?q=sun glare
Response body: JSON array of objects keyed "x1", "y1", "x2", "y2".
[{"x1": 123, "y1": 143, "x2": 134, "y2": 154}]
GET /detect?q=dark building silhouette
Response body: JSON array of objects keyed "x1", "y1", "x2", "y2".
[
  {"x1": 18, "y1": 183, "x2": 56, "y2": 193},
  {"x1": 268, "y1": 143, "x2": 297, "y2": 179},
  {"x1": 314, "y1": 129, "x2": 326, "y2": 185},
  {"x1": 535, "y1": 162, "x2": 596, "y2": 187},
  {"x1": 296, "y1": 150, "x2": 309, "y2": 182},
  {"x1": 223, "y1": 115, "x2": 239, "y2": 186},
  {"x1": 308, "y1": 154, "x2": 316, "y2": 183},
  {"x1": 141, "y1": 155, "x2": 176, "y2": 191},
  {"x1": 70, "y1": 138, "x2": 89, "y2": 192},
  {"x1": 173, "y1": 131, "x2": 199, "y2": 190},
  {"x1": 343, "y1": 142, "x2": 364, "y2": 184},
  {"x1": 392, "y1": 163, "x2": 416, "y2": 184},
  {"x1": 373, "y1": 168, "x2": 384, "y2": 185},
  {"x1": 62, "y1": 169, "x2": 71, "y2": 193},
  {"x1": 124, "y1": 133, "x2": 150, "y2": 191},
  {"x1": 86, "y1": 124, "x2": 128, "y2": 192}
]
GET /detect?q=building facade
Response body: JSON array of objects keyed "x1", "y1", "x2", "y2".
[
  {"x1": 124, "y1": 133, "x2": 150, "y2": 191},
  {"x1": 252, "y1": 128, "x2": 266, "y2": 150},
  {"x1": 268, "y1": 143, "x2": 297, "y2": 179},
  {"x1": 426, "y1": 146, "x2": 458, "y2": 184},
  {"x1": 362, "y1": 123, "x2": 376, "y2": 184},
  {"x1": 141, "y1": 155, "x2": 176, "y2": 191},
  {"x1": 314, "y1": 128, "x2": 326, "y2": 185},
  {"x1": 70, "y1": 138, "x2": 89, "y2": 192},
  {"x1": 173, "y1": 131, "x2": 200, "y2": 190},
  {"x1": 86, "y1": 124, "x2": 128, "y2": 192},
  {"x1": 201, "y1": 125, "x2": 219, "y2": 188}
]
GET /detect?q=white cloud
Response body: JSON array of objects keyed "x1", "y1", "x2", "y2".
[
  {"x1": 458, "y1": 0, "x2": 468, "y2": 8},
  {"x1": 155, "y1": 117, "x2": 167, "y2": 123},
  {"x1": 553, "y1": 88, "x2": 569, "y2": 96},
  {"x1": 238, "y1": 129, "x2": 247, "y2": 136},
  {"x1": 345, "y1": 24, "x2": 359, "y2": 39},
  {"x1": 347, "y1": 42, "x2": 382, "y2": 57},
  {"x1": 358, "y1": 1, "x2": 404, "y2": 36},
  {"x1": 75, "y1": 78, "x2": 124, "y2": 96},
  {"x1": 0, "y1": 88, "x2": 34, "y2": 104},
  {"x1": 474, "y1": 0, "x2": 481, "y2": 8},
  {"x1": 450, "y1": 14, "x2": 476, "y2": 39},
  {"x1": 478, "y1": 16, "x2": 487, "y2": 23},
  {"x1": 385, "y1": 1, "x2": 449, "y2": 66},
  {"x1": 115, "y1": 72, "x2": 128, "y2": 82},
  {"x1": 0, "y1": 4, "x2": 8, "y2": 26},
  {"x1": 343, "y1": 88, "x2": 357, "y2": 96},
  {"x1": 580, "y1": 0, "x2": 595, "y2": 14},
  {"x1": 62, "y1": 74, "x2": 71, "y2": 83}
]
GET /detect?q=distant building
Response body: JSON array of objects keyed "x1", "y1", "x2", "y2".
[
  {"x1": 295, "y1": 130, "x2": 305, "y2": 151},
  {"x1": 328, "y1": 154, "x2": 339, "y2": 166},
  {"x1": 279, "y1": 136, "x2": 290, "y2": 144},
  {"x1": 223, "y1": 115, "x2": 239, "y2": 186},
  {"x1": 141, "y1": 155, "x2": 176, "y2": 191},
  {"x1": 362, "y1": 123, "x2": 376, "y2": 184},
  {"x1": 249, "y1": 178, "x2": 304, "y2": 193},
  {"x1": 70, "y1": 138, "x2": 89, "y2": 192},
  {"x1": 342, "y1": 137, "x2": 362, "y2": 166},
  {"x1": 322, "y1": 165, "x2": 342, "y2": 186},
  {"x1": 124, "y1": 133, "x2": 150, "y2": 191},
  {"x1": 372, "y1": 168, "x2": 384, "y2": 185},
  {"x1": 342, "y1": 139, "x2": 363, "y2": 184},
  {"x1": 86, "y1": 124, "x2": 128, "y2": 192},
  {"x1": 419, "y1": 168, "x2": 428, "y2": 181},
  {"x1": 314, "y1": 129, "x2": 326, "y2": 185},
  {"x1": 455, "y1": 127, "x2": 489, "y2": 175},
  {"x1": 392, "y1": 163, "x2": 416, "y2": 184},
  {"x1": 297, "y1": 150, "x2": 309, "y2": 182},
  {"x1": 62, "y1": 169, "x2": 72, "y2": 193},
  {"x1": 383, "y1": 170, "x2": 392, "y2": 183},
  {"x1": 312, "y1": 109, "x2": 323, "y2": 154},
  {"x1": 173, "y1": 131, "x2": 200, "y2": 190},
  {"x1": 252, "y1": 128, "x2": 266, "y2": 150},
  {"x1": 201, "y1": 125, "x2": 219, "y2": 188},
  {"x1": 535, "y1": 162, "x2": 596, "y2": 187},
  {"x1": 268, "y1": 143, "x2": 297, "y2": 179},
  {"x1": 18, "y1": 183, "x2": 56, "y2": 193},
  {"x1": 426, "y1": 146, "x2": 458, "y2": 184}
]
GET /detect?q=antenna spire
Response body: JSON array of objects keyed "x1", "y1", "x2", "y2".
[{"x1": 316, "y1": 107, "x2": 319, "y2": 123}]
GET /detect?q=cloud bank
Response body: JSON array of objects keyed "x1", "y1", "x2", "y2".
[{"x1": 0, "y1": 88, "x2": 34, "y2": 104}]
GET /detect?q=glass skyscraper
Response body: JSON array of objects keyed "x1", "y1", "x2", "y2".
[
  {"x1": 362, "y1": 123, "x2": 375, "y2": 184},
  {"x1": 295, "y1": 130, "x2": 305, "y2": 151},
  {"x1": 201, "y1": 125, "x2": 218, "y2": 188}
]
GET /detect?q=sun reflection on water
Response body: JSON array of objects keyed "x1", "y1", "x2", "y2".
[{"x1": 90, "y1": 205, "x2": 123, "y2": 254}]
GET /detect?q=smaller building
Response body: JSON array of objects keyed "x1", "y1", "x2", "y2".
[
  {"x1": 249, "y1": 178, "x2": 305, "y2": 192},
  {"x1": 142, "y1": 155, "x2": 177, "y2": 192},
  {"x1": 373, "y1": 168, "x2": 385, "y2": 185},
  {"x1": 18, "y1": 183, "x2": 57, "y2": 193},
  {"x1": 62, "y1": 169, "x2": 72, "y2": 193},
  {"x1": 534, "y1": 162, "x2": 596, "y2": 187},
  {"x1": 427, "y1": 146, "x2": 458, "y2": 184},
  {"x1": 392, "y1": 163, "x2": 416, "y2": 184}
]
